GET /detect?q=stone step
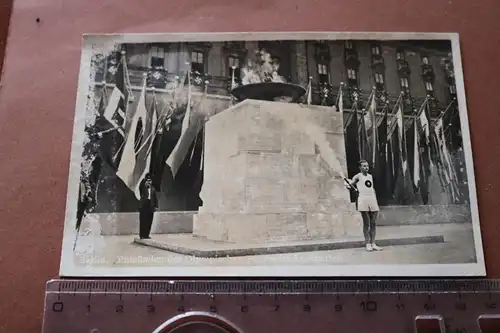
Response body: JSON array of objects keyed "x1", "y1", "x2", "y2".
[{"x1": 134, "y1": 234, "x2": 445, "y2": 258}]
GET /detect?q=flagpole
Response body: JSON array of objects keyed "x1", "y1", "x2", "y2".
[
  {"x1": 120, "y1": 50, "x2": 133, "y2": 105},
  {"x1": 135, "y1": 86, "x2": 162, "y2": 155},
  {"x1": 412, "y1": 113, "x2": 420, "y2": 188},
  {"x1": 375, "y1": 103, "x2": 388, "y2": 127},
  {"x1": 306, "y1": 76, "x2": 312, "y2": 105},
  {"x1": 174, "y1": 63, "x2": 189, "y2": 109},
  {"x1": 183, "y1": 62, "x2": 192, "y2": 132},
  {"x1": 361, "y1": 87, "x2": 376, "y2": 116},
  {"x1": 369, "y1": 87, "x2": 378, "y2": 166},
  {"x1": 343, "y1": 88, "x2": 359, "y2": 131},
  {"x1": 388, "y1": 91, "x2": 403, "y2": 124},
  {"x1": 145, "y1": 104, "x2": 169, "y2": 157},
  {"x1": 231, "y1": 66, "x2": 236, "y2": 90},
  {"x1": 404, "y1": 95, "x2": 429, "y2": 129},
  {"x1": 387, "y1": 92, "x2": 408, "y2": 136},
  {"x1": 432, "y1": 97, "x2": 457, "y2": 126},
  {"x1": 334, "y1": 83, "x2": 343, "y2": 107}
]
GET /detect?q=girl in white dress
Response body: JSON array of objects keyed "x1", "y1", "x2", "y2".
[{"x1": 347, "y1": 160, "x2": 382, "y2": 252}]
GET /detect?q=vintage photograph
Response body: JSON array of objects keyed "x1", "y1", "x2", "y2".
[{"x1": 60, "y1": 32, "x2": 485, "y2": 277}]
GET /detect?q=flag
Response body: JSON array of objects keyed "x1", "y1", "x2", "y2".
[
  {"x1": 433, "y1": 118, "x2": 461, "y2": 203},
  {"x1": 374, "y1": 105, "x2": 388, "y2": 205},
  {"x1": 148, "y1": 93, "x2": 169, "y2": 190},
  {"x1": 419, "y1": 101, "x2": 430, "y2": 144},
  {"x1": 165, "y1": 70, "x2": 204, "y2": 179},
  {"x1": 395, "y1": 102, "x2": 408, "y2": 173},
  {"x1": 386, "y1": 134, "x2": 395, "y2": 203},
  {"x1": 102, "y1": 87, "x2": 126, "y2": 137},
  {"x1": 89, "y1": 91, "x2": 115, "y2": 169},
  {"x1": 427, "y1": 157, "x2": 450, "y2": 204},
  {"x1": 344, "y1": 104, "x2": 360, "y2": 203},
  {"x1": 434, "y1": 119, "x2": 454, "y2": 182},
  {"x1": 94, "y1": 51, "x2": 130, "y2": 169},
  {"x1": 418, "y1": 118, "x2": 431, "y2": 204},
  {"x1": 402, "y1": 117, "x2": 421, "y2": 205},
  {"x1": 392, "y1": 102, "x2": 419, "y2": 204},
  {"x1": 368, "y1": 94, "x2": 378, "y2": 166},
  {"x1": 358, "y1": 107, "x2": 370, "y2": 163},
  {"x1": 114, "y1": 50, "x2": 129, "y2": 123},
  {"x1": 182, "y1": 69, "x2": 192, "y2": 133},
  {"x1": 412, "y1": 116, "x2": 420, "y2": 188},
  {"x1": 390, "y1": 127, "x2": 405, "y2": 203},
  {"x1": 116, "y1": 79, "x2": 157, "y2": 199}
]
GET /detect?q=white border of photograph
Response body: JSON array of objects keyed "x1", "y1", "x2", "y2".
[{"x1": 59, "y1": 32, "x2": 486, "y2": 277}]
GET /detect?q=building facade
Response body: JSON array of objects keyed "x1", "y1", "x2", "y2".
[
  {"x1": 95, "y1": 39, "x2": 457, "y2": 118},
  {"x1": 88, "y1": 39, "x2": 466, "y2": 213}
]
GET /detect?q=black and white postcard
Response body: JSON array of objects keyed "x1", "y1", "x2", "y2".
[{"x1": 59, "y1": 32, "x2": 485, "y2": 277}]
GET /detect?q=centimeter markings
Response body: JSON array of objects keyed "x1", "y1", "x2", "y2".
[
  {"x1": 43, "y1": 282, "x2": 500, "y2": 333},
  {"x1": 46, "y1": 279, "x2": 500, "y2": 295}
]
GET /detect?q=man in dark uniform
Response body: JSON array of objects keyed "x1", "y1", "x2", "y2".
[{"x1": 139, "y1": 173, "x2": 158, "y2": 239}]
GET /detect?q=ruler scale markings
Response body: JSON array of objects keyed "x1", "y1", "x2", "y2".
[
  {"x1": 56, "y1": 281, "x2": 61, "y2": 300},
  {"x1": 42, "y1": 280, "x2": 500, "y2": 333},
  {"x1": 155, "y1": 281, "x2": 163, "y2": 294},
  {"x1": 295, "y1": 281, "x2": 304, "y2": 293}
]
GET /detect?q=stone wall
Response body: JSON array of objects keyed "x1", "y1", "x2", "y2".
[
  {"x1": 82, "y1": 204, "x2": 471, "y2": 236},
  {"x1": 377, "y1": 204, "x2": 471, "y2": 226},
  {"x1": 80, "y1": 212, "x2": 194, "y2": 236}
]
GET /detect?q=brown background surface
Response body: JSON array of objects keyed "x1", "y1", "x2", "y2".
[{"x1": 0, "y1": 0, "x2": 500, "y2": 331}]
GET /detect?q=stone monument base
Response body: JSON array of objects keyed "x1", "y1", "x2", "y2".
[
  {"x1": 193, "y1": 210, "x2": 361, "y2": 243},
  {"x1": 194, "y1": 99, "x2": 362, "y2": 243}
]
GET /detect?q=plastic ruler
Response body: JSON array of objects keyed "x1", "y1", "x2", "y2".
[{"x1": 42, "y1": 279, "x2": 500, "y2": 332}]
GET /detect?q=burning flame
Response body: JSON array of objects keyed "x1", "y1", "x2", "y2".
[{"x1": 241, "y1": 49, "x2": 287, "y2": 85}]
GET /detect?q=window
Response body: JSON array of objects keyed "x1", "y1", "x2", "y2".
[
  {"x1": 150, "y1": 46, "x2": 165, "y2": 68},
  {"x1": 318, "y1": 64, "x2": 328, "y2": 75},
  {"x1": 425, "y1": 81, "x2": 434, "y2": 91},
  {"x1": 228, "y1": 55, "x2": 239, "y2": 68},
  {"x1": 317, "y1": 63, "x2": 329, "y2": 83},
  {"x1": 191, "y1": 51, "x2": 204, "y2": 73},
  {"x1": 228, "y1": 55, "x2": 241, "y2": 79},
  {"x1": 449, "y1": 84, "x2": 456, "y2": 94},
  {"x1": 374, "y1": 73, "x2": 384, "y2": 84},
  {"x1": 400, "y1": 77, "x2": 409, "y2": 88},
  {"x1": 396, "y1": 50, "x2": 405, "y2": 60},
  {"x1": 371, "y1": 45, "x2": 381, "y2": 55},
  {"x1": 347, "y1": 68, "x2": 357, "y2": 80},
  {"x1": 345, "y1": 40, "x2": 353, "y2": 50},
  {"x1": 422, "y1": 56, "x2": 429, "y2": 65}
]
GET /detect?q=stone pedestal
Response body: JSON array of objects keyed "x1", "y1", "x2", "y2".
[{"x1": 193, "y1": 99, "x2": 361, "y2": 243}]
